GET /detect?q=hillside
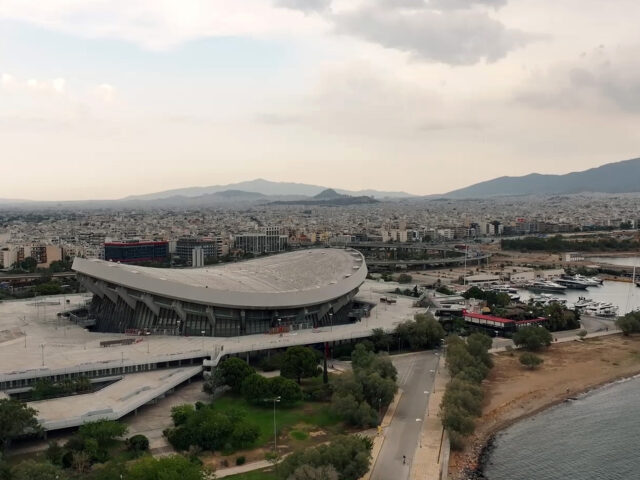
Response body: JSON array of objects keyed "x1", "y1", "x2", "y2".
[{"x1": 444, "y1": 157, "x2": 640, "y2": 198}]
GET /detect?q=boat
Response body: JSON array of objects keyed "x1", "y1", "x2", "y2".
[
  {"x1": 554, "y1": 277, "x2": 589, "y2": 290},
  {"x1": 529, "y1": 294, "x2": 567, "y2": 306},
  {"x1": 573, "y1": 274, "x2": 602, "y2": 286},
  {"x1": 488, "y1": 284, "x2": 520, "y2": 302},
  {"x1": 584, "y1": 302, "x2": 618, "y2": 317},
  {"x1": 526, "y1": 280, "x2": 567, "y2": 293},
  {"x1": 574, "y1": 297, "x2": 596, "y2": 310}
]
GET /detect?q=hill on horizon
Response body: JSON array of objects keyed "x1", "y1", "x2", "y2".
[
  {"x1": 123, "y1": 178, "x2": 415, "y2": 201},
  {"x1": 443, "y1": 157, "x2": 640, "y2": 198}
]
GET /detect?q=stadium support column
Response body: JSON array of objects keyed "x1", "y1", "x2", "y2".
[
  {"x1": 206, "y1": 307, "x2": 216, "y2": 336},
  {"x1": 240, "y1": 310, "x2": 246, "y2": 336}
]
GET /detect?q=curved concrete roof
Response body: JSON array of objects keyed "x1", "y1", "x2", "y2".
[{"x1": 73, "y1": 249, "x2": 367, "y2": 309}]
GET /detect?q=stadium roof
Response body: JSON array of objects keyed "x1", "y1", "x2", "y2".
[{"x1": 73, "y1": 249, "x2": 367, "y2": 309}]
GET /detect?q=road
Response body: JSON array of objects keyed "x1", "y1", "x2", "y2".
[{"x1": 371, "y1": 351, "x2": 439, "y2": 480}]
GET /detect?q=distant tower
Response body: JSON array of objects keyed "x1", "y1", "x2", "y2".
[{"x1": 192, "y1": 247, "x2": 204, "y2": 268}]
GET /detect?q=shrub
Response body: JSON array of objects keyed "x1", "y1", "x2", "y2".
[
  {"x1": 127, "y1": 434, "x2": 150, "y2": 454},
  {"x1": 448, "y1": 431, "x2": 466, "y2": 451},
  {"x1": 397, "y1": 273, "x2": 413, "y2": 284},
  {"x1": 616, "y1": 313, "x2": 640, "y2": 336},
  {"x1": 519, "y1": 352, "x2": 543, "y2": 370},
  {"x1": 513, "y1": 326, "x2": 553, "y2": 351},
  {"x1": 236, "y1": 456, "x2": 246, "y2": 466},
  {"x1": 46, "y1": 441, "x2": 65, "y2": 466}
]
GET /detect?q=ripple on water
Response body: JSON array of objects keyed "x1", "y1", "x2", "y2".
[{"x1": 483, "y1": 377, "x2": 640, "y2": 480}]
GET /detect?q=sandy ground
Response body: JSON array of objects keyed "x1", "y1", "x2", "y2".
[{"x1": 448, "y1": 334, "x2": 640, "y2": 479}]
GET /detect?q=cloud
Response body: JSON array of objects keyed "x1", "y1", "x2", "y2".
[
  {"x1": 517, "y1": 46, "x2": 640, "y2": 113},
  {"x1": 1, "y1": 74, "x2": 67, "y2": 94},
  {"x1": 429, "y1": 0, "x2": 508, "y2": 10},
  {"x1": 331, "y1": 4, "x2": 531, "y2": 65},
  {"x1": 96, "y1": 83, "x2": 115, "y2": 103},
  {"x1": 275, "y1": 0, "x2": 331, "y2": 13},
  {"x1": 0, "y1": 0, "x2": 324, "y2": 50}
]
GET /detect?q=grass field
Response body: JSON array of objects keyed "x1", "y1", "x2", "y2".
[
  {"x1": 209, "y1": 395, "x2": 342, "y2": 448},
  {"x1": 224, "y1": 468, "x2": 278, "y2": 480}
]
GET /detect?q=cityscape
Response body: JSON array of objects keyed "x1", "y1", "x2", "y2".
[{"x1": 2, "y1": 2, "x2": 640, "y2": 480}]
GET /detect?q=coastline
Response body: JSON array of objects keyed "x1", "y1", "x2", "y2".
[{"x1": 448, "y1": 334, "x2": 640, "y2": 480}]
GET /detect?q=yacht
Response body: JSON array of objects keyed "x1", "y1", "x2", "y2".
[
  {"x1": 530, "y1": 294, "x2": 567, "y2": 306},
  {"x1": 554, "y1": 277, "x2": 589, "y2": 290},
  {"x1": 489, "y1": 285, "x2": 521, "y2": 302},
  {"x1": 573, "y1": 274, "x2": 602, "y2": 286},
  {"x1": 574, "y1": 297, "x2": 596, "y2": 310},
  {"x1": 584, "y1": 302, "x2": 618, "y2": 317},
  {"x1": 527, "y1": 280, "x2": 567, "y2": 293}
]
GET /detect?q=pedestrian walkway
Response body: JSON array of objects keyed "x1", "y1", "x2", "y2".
[
  {"x1": 216, "y1": 459, "x2": 274, "y2": 478},
  {"x1": 410, "y1": 356, "x2": 450, "y2": 480}
]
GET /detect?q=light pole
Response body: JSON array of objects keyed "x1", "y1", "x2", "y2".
[
  {"x1": 201, "y1": 330, "x2": 206, "y2": 350},
  {"x1": 329, "y1": 312, "x2": 333, "y2": 332},
  {"x1": 40, "y1": 343, "x2": 45, "y2": 366},
  {"x1": 264, "y1": 396, "x2": 281, "y2": 452},
  {"x1": 177, "y1": 320, "x2": 181, "y2": 336}
]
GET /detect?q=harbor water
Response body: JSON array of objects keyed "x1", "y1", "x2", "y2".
[
  {"x1": 517, "y1": 280, "x2": 640, "y2": 315},
  {"x1": 483, "y1": 376, "x2": 640, "y2": 480}
]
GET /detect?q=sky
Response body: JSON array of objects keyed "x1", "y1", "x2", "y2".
[{"x1": 1, "y1": 0, "x2": 640, "y2": 200}]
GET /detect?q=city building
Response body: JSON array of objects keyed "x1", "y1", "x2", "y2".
[
  {"x1": 104, "y1": 241, "x2": 169, "y2": 264},
  {"x1": 233, "y1": 232, "x2": 288, "y2": 254},
  {"x1": 175, "y1": 237, "x2": 218, "y2": 266},
  {"x1": 73, "y1": 248, "x2": 367, "y2": 337}
]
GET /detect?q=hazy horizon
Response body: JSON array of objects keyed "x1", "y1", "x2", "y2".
[{"x1": 2, "y1": 0, "x2": 640, "y2": 201}]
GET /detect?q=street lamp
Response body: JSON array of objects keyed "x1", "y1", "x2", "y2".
[
  {"x1": 40, "y1": 343, "x2": 45, "y2": 367},
  {"x1": 329, "y1": 312, "x2": 333, "y2": 332},
  {"x1": 201, "y1": 330, "x2": 206, "y2": 350},
  {"x1": 176, "y1": 319, "x2": 181, "y2": 336},
  {"x1": 263, "y1": 396, "x2": 281, "y2": 451}
]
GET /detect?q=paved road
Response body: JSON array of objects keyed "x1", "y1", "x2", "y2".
[{"x1": 371, "y1": 351, "x2": 439, "y2": 480}]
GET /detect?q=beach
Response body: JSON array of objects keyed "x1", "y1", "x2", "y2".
[{"x1": 448, "y1": 334, "x2": 640, "y2": 479}]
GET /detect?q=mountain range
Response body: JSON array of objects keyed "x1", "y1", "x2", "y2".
[
  {"x1": 1, "y1": 158, "x2": 640, "y2": 207},
  {"x1": 444, "y1": 157, "x2": 640, "y2": 198}
]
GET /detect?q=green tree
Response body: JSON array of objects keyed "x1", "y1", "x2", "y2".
[
  {"x1": 280, "y1": 346, "x2": 320, "y2": 384},
  {"x1": 45, "y1": 441, "x2": 64, "y2": 466},
  {"x1": 394, "y1": 313, "x2": 445, "y2": 351},
  {"x1": 269, "y1": 376, "x2": 303, "y2": 405},
  {"x1": 616, "y1": 313, "x2": 640, "y2": 336},
  {"x1": 397, "y1": 273, "x2": 412, "y2": 284},
  {"x1": 19, "y1": 257, "x2": 38, "y2": 273},
  {"x1": 370, "y1": 328, "x2": 391, "y2": 352},
  {"x1": 217, "y1": 357, "x2": 256, "y2": 392},
  {"x1": 241, "y1": 373, "x2": 272, "y2": 404},
  {"x1": 171, "y1": 405, "x2": 195, "y2": 426},
  {"x1": 289, "y1": 464, "x2": 339, "y2": 480},
  {"x1": 78, "y1": 420, "x2": 127, "y2": 448},
  {"x1": 519, "y1": 352, "x2": 543, "y2": 369},
  {"x1": 11, "y1": 460, "x2": 66, "y2": 480},
  {"x1": 127, "y1": 455, "x2": 203, "y2": 480},
  {"x1": 360, "y1": 372, "x2": 396, "y2": 411},
  {"x1": 278, "y1": 435, "x2": 372, "y2": 480},
  {"x1": 0, "y1": 399, "x2": 41, "y2": 451},
  {"x1": 512, "y1": 326, "x2": 553, "y2": 351},
  {"x1": 127, "y1": 434, "x2": 150, "y2": 455}
]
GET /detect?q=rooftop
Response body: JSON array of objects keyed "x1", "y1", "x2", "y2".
[{"x1": 74, "y1": 248, "x2": 367, "y2": 309}]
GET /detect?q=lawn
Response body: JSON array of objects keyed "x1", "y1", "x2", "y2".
[
  {"x1": 209, "y1": 395, "x2": 341, "y2": 447},
  {"x1": 224, "y1": 468, "x2": 278, "y2": 480}
]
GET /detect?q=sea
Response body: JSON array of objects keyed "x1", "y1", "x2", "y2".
[{"x1": 482, "y1": 376, "x2": 640, "y2": 480}]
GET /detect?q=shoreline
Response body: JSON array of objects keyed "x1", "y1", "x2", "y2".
[
  {"x1": 470, "y1": 372, "x2": 640, "y2": 479},
  {"x1": 448, "y1": 335, "x2": 640, "y2": 479}
]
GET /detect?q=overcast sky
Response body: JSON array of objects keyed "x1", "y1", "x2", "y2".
[{"x1": 1, "y1": 0, "x2": 639, "y2": 200}]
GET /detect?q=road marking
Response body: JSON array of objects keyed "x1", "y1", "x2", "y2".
[
  {"x1": 429, "y1": 369, "x2": 435, "y2": 373},
  {"x1": 416, "y1": 418, "x2": 422, "y2": 422},
  {"x1": 423, "y1": 391, "x2": 429, "y2": 394}
]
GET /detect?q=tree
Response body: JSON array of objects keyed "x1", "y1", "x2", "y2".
[
  {"x1": 577, "y1": 329, "x2": 588, "y2": 341},
  {"x1": 45, "y1": 441, "x2": 64, "y2": 466},
  {"x1": 616, "y1": 313, "x2": 640, "y2": 336},
  {"x1": 171, "y1": 405, "x2": 196, "y2": 426},
  {"x1": 397, "y1": 273, "x2": 412, "y2": 284},
  {"x1": 269, "y1": 376, "x2": 303, "y2": 405},
  {"x1": 370, "y1": 328, "x2": 391, "y2": 352},
  {"x1": 0, "y1": 399, "x2": 41, "y2": 451},
  {"x1": 242, "y1": 373, "x2": 272, "y2": 403},
  {"x1": 19, "y1": 257, "x2": 37, "y2": 273},
  {"x1": 512, "y1": 326, "x2": 552, "y2": 351},
  {"x1": 127, "y1": 434, "x2": 150, "y2": 455},
  {"x1": 217, "y1": 357, "x2": 256, "y2": 392},
  {"x1": 278, "y1": 435, "x2": 372, "y2": 480},
  {"x1": 394, "y1": 313, "x2": 445, "y2": 351},
  {"x1": 519, "y1": 352, "x2": 543, "y2": 370},
  {"x1": 127, "y1": 455, "x2": 203, "y2": 480},
  {"x1": 280, "y1": 346, "x2": 320, "y2": 384},
  {"x1": 78, "y1": 420, "x2": 127, "y2": 447},
  {"x1": 72, "y1": 451, "x2": 91, "y2": 474},
  {"x1": 351, "y1": 343, "x2": 376, "y2": 371},
  {"x1": 11, "y1": 460, "x2": 66, "y2": 480},
  {"x1": 360, "y1": 372, "x2": 396, "y2": 411},
  {"x1": 288, "y1": 464, "x2": 339, "y2": 480}
]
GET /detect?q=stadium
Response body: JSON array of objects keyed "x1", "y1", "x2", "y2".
[{"x1": 73, "y1": 248, "x2": 368, "y2": 337}]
